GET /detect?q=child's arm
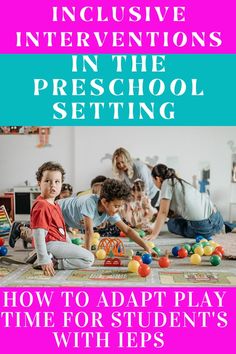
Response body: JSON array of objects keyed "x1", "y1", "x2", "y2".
[
  {"x1": 115, "y1": 220, "x2": 152, "y2": 253},
  {"x1": 145, "y1": 199, "x2": 170, "y2": 241},
  {"x1": 32, "y1": 228, "x2": 55, "y2": 276},
  {"x1": 83, "y1": 215, "x2": 94, "y2": 250}
]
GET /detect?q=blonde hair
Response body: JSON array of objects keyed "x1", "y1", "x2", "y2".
[{"x1": 112, "y1": 147, "x2": 134, "y2": 180}]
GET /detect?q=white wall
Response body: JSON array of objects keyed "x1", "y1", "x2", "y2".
[{"x1": 1, "y1": 126, "x2": 236, "y2": 219}]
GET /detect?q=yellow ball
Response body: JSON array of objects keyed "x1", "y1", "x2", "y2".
[
  {"x1": 190, "y1": 254, "x2": 202, "y2": 265},
  {"x1": 203, "y1": 246, "x2": 213, "y2": 256},
  {"x1": 93, "y1": 232, "x2": 100, "y2": 239},
  {"x1": 128, "y1": 260, "x2": 140, "y2": 273},
  {"x1": 91, "y1": 239, "x2": 99, "y2": 247},
  {"x1": 200, "y1": 239, "x2": 208, "y2": 243},
  {"x1": 146, "y1": 241, "x2": 155, "y2": 249},
  {"x1": 96, "y1": 249, "x2": 107, "y2": 260},
  {"x1": 194, "y1": 246, "x2": 204, "y2": 256}
]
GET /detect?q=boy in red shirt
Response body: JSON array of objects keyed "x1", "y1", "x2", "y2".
[{"x1": 30, "y1": 161, "x2": 94, "y2": 276}]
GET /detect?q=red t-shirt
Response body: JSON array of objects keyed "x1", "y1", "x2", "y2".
[{"x1": 30, "y1": 196, "x2": 67, "y2": 243}]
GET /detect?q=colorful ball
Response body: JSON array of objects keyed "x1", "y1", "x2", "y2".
[
  {"x1": 172, "y1": 246, "x2": 181, "y2": 257},
  {"x1": 142, "y1": 253, "x2": 152, "y2": 264},
  {"x1": 128, "y1": 260, "x2": 140, "y2": 273},
  {"x1": 215, "y1": 246, "x2": 225, "y2": 255},
  {"x1": 91, "y1": 239, "x2": 99, "y2": 247},
  {"x1": 195, "y1": 235, "x2": 204, "y2": 243},
  {"x1": 138, "y1": 230, "x2": 146, "y2": 238},
  {"x1": 93, "y1": 232, "x2": 100, "y2": 239},
  {"x1": 191, "y1": 243, "x2": 203, "y2": 252},
  {"x1": 158, "y1": 256, "x2": 170, "y2": 268},
  {"x1": 210, "y1": 255, "x2": 221, "y2": 266},
  {"x1": 178, "y1": 248, "x2": 188, "y2": 258},
  {"x1": 194, "y1": 246, "x2": 204, "y2": 256},
  {"x1": 132, "y1": 255, "x2": 143, "y2": 264},
  {"x1": 190, "y1": 254, "x2": 202, "y2": 265},
  {"x1": 212, "y1": 250, "x2": 222, "y2": 258},
  {"x1": 183, "y1": 244, "x2": 192, "y2": 253},
  {"x1": 201, "y1": 241, "x2": 210, "y2": 248},
  {"x1": 96, "y1": 249, "x2": 107, "y2": 260},
  {"x1": 152, "y1": 246, "x2": 162, "y2": 256},
  {"x1": 0, "y1": 238, "x2": 5, "y2": 246},
  {"x1": 126, "y1": 249, "x2": 134, "y2": 258},
  {"x1": 71, "y1": 238, "x2": 83, "y2": 246},
  {"x1": 120, "y1": 231, "x2": 126, "y2": 237},
  {"x1": 203, "y1": 246, "x2": 213, "y2": 256},
  {"x1": 146, "y1": 241, "x2": 155, "y2": 249},
  {"x1": 0, "y1": 246, "x2": 8, "y2": 256},
  {"x1": 138, "y1": 264, "x2": 151, "y2": 277}
]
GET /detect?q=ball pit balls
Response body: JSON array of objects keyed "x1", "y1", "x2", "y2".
[
  {"x1": 172, "y1": 246, "x2": 181, "y2": 257},
  {"x1": 138, "y1": 230, "x2": 146, "y2": 238},
  {"x1": 194, "y1": 246, "x2": 204, "y2": 256},
  {"x1": 93, "y1": 232, "x2": 100, "y2": 239},
  {"x1": 212, "y1": 250, "x2": 222, "y2": 258},
  {"x1": 0, "y1": 246, "x2": 8, "y2": 256},
  {"x1": 138, "y1": 264, "x2": 151, "y2": 277},
  {"x1": 183, "y1": 244, "x2": 192, "y2": 254},
  {"x1": 178, "y1": 248, "x2": 188, "y2": 258},
  {"x1": 195, "y1": 235, "x2": 204, "y2": 243},
  {"x1": 215, "y1": 246, "x2": 225, "y2": 255},
  {"x1": 132, "y1": 255, "x2": 143, "y2": 264},
  {"x1": 201, "y1": 241, "x2": 210, "y2": 248},
  {"x1": 152, "y1": 247, "x2": 162, "y2": 256},
  {"x1": 146, "y1": 241, "x2": 155, "y2": 249},
  {"x1": 210, "y1": 255, "x2": 221, "y2": 266},
  {"x1": 96, "y1": 249, "x2": 107, "y2": 260},
  {"x1": 71, "y1": 238, "x2": 83, "y2": 246},
  {"x1": 203, "y1": 246, "x2": 213, "y2": 256},
  {"x1": 0, "y1": 238, "x2": 5, "y2": 246},
  {"x1": 91, "y1": 239, "x2": 99, "y2": 247},
  {"x1": 209, "y1": 241, "x2": 218, "y2": 248},
  {"x1": 142, "y1": 253, "x2": 152, "y2": 265},
  {"x1": 128, "y1": 260, "x2": 140, "y2": 273},
  {"x1": 158, "y1": 256, "x2": 170, "y2": 268},
  {"x1": 190, "y1": 254, "x2": 202, "y2": 265},
  {"x1": 191, "y1": 243, "x2": 202, "y2": 252},
  {"x1": 120, "y1": 231, "x2": 126, "y2": 237}
]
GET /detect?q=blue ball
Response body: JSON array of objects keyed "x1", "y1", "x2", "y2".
[
  {"x1": 207, "y1": 236, "x2": 213, "y2": 241},
  {"x1": 0, "y1": 246, "x2": 8, "y2": 256},
  {"x1": 172, "y1": 246, "x2": 181, "y2": 257},
  {"x1": 142, "y1": 253, "x2": 152, "y2": 264},
  {"x1": 195, "y1": 235, "x2": 204, "y2": 243}
]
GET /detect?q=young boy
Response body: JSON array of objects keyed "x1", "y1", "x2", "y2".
[
  {"x1": 29, "y1": 161, "x2": 94, "y2": 276},
  {"x1": 58, "y1": 178, "x2": 152, "y2": 252}
]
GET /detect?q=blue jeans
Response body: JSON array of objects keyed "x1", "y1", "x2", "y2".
[{"x1": 167, "y1": 211, "x2": 226, "y2": 239}]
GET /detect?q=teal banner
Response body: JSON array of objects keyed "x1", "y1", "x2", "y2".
[{"x1": 0, "y1": 54, "x2": 235, "y2": 125}]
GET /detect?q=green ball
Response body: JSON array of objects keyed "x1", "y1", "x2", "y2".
[
  {"x1": 183, "y1": 244, "x2": 192, "y2": 253},
  {"x1": 210, "y1": 255, "x2": 221, "y2": 266},
  {"x1": 191, "y1": 243, "x2": 202, "y2": 252},
  {"x1": 138, "y1": 230, "x2": 146, "y2": 238},
  {"x1": 153, "y1": 247, "x2": 162, "y2": 256},
  {"x1": 72, "y1": 238, "x2": 82, "y2": 246},
  {"x1": 201, "y1": 241, "x2": 210, "y2": 248}
]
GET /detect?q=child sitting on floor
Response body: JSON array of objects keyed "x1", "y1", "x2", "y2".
[{"x1": 120, "y1": 179, "x2": 155, "y2": 230}]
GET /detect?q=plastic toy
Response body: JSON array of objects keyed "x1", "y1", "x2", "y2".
[
  {"x1": 138, "y1": 264, "x2": 151, "y2": 277},
  {"x1": 142, "y1": 253, "x2": 152, "y2": 264},
  {"x1": 96, "y1": 249, "x2": 107, "y2": 260},
  {"x1": 97, "y1": 237, "x2": 125, "y2": 256},
  {"x1": 190, "y1": 254, "x2": 201, "y2": 265},
  {"x1": 104, "y1": 258, "x2": 121, "y2": 267},
  {"x1": 178, "y1": 248, "x2": 188, "y2": 258},
  {"x1": 172, "y1": 246, "x2": 181, "y2": 257},
  {"x1": 128, "y1": 260, "x2": 140, "y2": 273},
  {"x1": 210, "y1": 255, "x2": 221, "y2": 266}
]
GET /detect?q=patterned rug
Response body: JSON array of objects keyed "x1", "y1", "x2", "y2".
[
  {"x1": 159, "y1": 271, "x2": 236, "y2": 285},
  {"x1": 213, "y1": 232, "x2": 236, "y2": 259}
]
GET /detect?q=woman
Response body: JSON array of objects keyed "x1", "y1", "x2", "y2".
[
  {"x1": 145, "y1": 163, "x2": 236, "y2": 240},
  {"x1": 112, "y1": 147, "x2": 159, "y2": 207}
]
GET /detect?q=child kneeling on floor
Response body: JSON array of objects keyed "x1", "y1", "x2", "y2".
[{"x1": 31, "y1": 161, "x2": 94, "y2": 276}]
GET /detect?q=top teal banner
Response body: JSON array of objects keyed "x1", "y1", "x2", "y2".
[{"x1": 0, "y1": 0, "x2": 236, "y2": 54}]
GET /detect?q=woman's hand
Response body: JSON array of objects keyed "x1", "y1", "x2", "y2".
[{"x1": 41, "y1": 262, "x2": 55, "y2": 276}]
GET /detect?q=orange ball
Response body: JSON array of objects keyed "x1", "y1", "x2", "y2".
[{"x1": 138, "y1": 264, "x2": 151, "y2": 277}]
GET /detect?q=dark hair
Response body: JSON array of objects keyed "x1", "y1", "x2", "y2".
[
  {"x1": 36, "y1": 161, "x2": 65, "y2": 182},
  {"x1": 61, "y1": 183, "x2": 73, "y2": 193},
  {"x1": 151, "y1": 164, "x2": 176, "y2": 180},
  {"x1": 100, "y1": 178, "x2": 131, "y2": 202},
  {"x1": 132, "y1": 179, "x2": 145, "y2": 193},
  {"x1": 90, "y1": 175, "x2": 107, "y2": 187}
]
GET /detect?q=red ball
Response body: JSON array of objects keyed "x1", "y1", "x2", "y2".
[
  {"x1": 0, "y1": 238, "x2": 5, "y2": 246},
  {"x1": 212, "y1": 250, "x2": 222, "y2": 258},
  {"x1": 120, "y1": 231, "x2": 126, "y2": 237},
  {"x1": 138, "y1": 264, "x2": 151, "y2": 277},
  {"x1": 158, "y1": 256, "x2": 170, "y2": 268},
  {"x1": 132, "y1": 255, "x2": 143, "y2": 264},
  {"x1": 178, "y1": 248, "x2": 188, "y2": 258},
  {"x1": 215, "y1": 246, "x2": 225, "y2": 255}
]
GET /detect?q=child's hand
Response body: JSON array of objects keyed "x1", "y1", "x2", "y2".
[
  {"x1": 42, "y1": 262, "x2": 55, "y2": 276},
  {"x1": 144, "y1": 232, "x2": 157, "y2": 241}
]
